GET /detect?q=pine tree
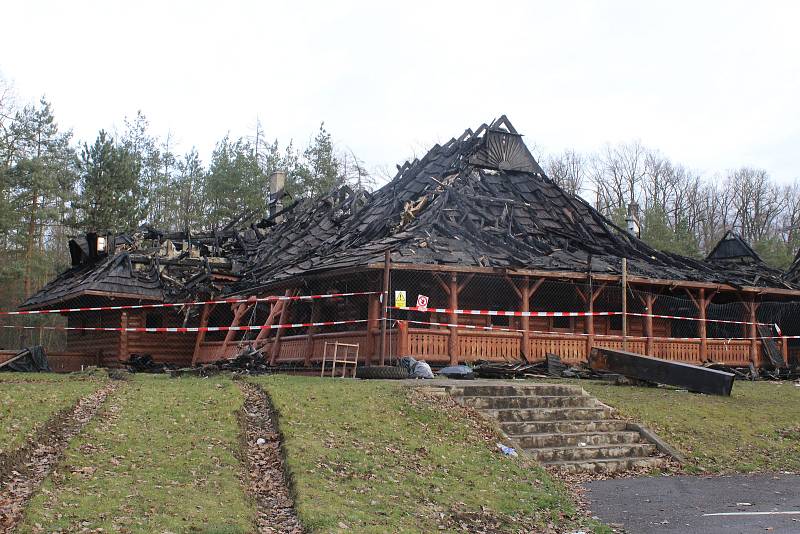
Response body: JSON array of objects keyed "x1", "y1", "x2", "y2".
[{"x1": 77, "y1": 131, "x2": 142, "y2": 232}]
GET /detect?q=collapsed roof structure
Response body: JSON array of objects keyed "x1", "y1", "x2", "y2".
[
  {"x1": 21, "y1": 225, "x2": 255, "y2": 310},
  {"x1": 17, "y1": 116, "x2": 800, "y2": 373},
  {"x1": 235, "y1": 116, "x2": 797, "y2": 293}
]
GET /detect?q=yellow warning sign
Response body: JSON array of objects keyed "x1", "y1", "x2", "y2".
[{"x1": 394, "y1": 290, "x2": 407, "y2": 308}]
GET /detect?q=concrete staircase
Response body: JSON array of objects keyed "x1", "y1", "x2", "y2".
[{"x1": 448, "y1": 383, "x2": 668, "y2": 474}]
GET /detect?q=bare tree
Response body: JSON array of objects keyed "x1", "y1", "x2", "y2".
[{"x1": 545, "y1": 149, "x2": 586, "y2": 196}]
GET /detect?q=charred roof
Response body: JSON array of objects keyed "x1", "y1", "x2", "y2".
[{"x1": 236, "y1": 116, "x2": 797, "y2": 291}]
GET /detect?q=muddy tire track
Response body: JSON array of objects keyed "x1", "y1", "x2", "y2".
[
  {"x1": 238, "y1": 381, "x2": 304, "y2": 534},
  {"x1": 0, "y1": 382, "x2": 119, "y2": 532}
]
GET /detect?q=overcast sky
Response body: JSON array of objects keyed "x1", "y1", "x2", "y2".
[{"x1": 2, "y1": 1, "x2": 798, "y2": 184}]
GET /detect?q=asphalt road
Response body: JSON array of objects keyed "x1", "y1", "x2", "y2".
[{"x1": 583, "y1": 473, "x2": 800, "y2": 534}]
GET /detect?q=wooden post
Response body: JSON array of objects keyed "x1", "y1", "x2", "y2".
[
  {"x1": 520, "y1": 277, "x2": 530, "y2": 361},
  {"x1": 118, "y1": 312, "x2": 129, "y2": 363},
  {"x1": 448, "y1": 273, "x2": 459, "y2": 365},
  {"x1": 379, "y1": 251, "x2": 390, "y2": 365},
  {"x1": 221, "y1": 302, "x2": 249, "y2": 356},
  {"x1": 748, "y1": 296, "x2": 758, "y2": 366},
  {"x1": 397, "y1": 320, "x2": 410, "y2": 356},
  {"x1": 781, "y1": 334, "x2": 789, "y2": 366},
  {"x1": 644, "y1": 293, "x2": 654, "y2": 356},
  {"x1": 303, "y1": 300, "x2": 321, "y2": 367},
  {"x1": 622, "y1": 258, "x2": 628, "y2": 351},
  {"x1": 191, "y1": 303, "x2": 214, "y2": 365},
  {"x1": 254, "y1": 299, "x2": 282, "y2": 345},
  {"x1": 698, "y1": 288, "x2": 708, "y2": 362},
  {"x1": 269, "y1": 289, "x2": 294, "y2": 365},
  {"x1": 583, "y1": 283, "x2": 606, "y2": 358},
  {"x1": 366, "y1": 293, "x2": 380, "y2": 366}
]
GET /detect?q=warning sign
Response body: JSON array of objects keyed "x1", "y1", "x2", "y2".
[
  {"x1": 394, "y1": 290, "x2": 407, "y2": 308},
  {"x1": 416, "y1": 294, "x2": 429, "y2": 309}
]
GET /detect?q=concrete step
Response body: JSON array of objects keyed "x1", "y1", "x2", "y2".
[
  {"x1": 452, "y1": 384, "x2": 585, "y2": 398},
  {"x1": 488, "y1": 406, "x2": 611, "y2": 422},
  {"x1": 542, "y1": 456, "x2": 666, "y2": 474},
  {"x1": 527, "y1": 443, "x2": 657, "y2": 463},
  {"x1": 514, "y1": 431, "x2": 643, "y2": 449},
  {"x1": 462, "y1": 395, "x2": 596, "y2": 410},
  {"x1": 501, "y1": 419, "x2": 629, "y2": 436}
]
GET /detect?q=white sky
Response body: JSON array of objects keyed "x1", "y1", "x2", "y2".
[{"x1": 2, "y1": 0, "x2": 799, "y2": 184}]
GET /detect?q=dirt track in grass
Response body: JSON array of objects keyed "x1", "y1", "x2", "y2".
[
  {"x1": 238, "y1": 381, "x2": 304, "y2": 533},
  {"x1": 0, "y1": 382, "x2": 117, "y2": 532}
]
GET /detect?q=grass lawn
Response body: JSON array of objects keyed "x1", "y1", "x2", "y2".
[
  {"x1": 563, "y1": 379, "x2": 800, "y2": 474},
  {"x1": 20, "y1": 374, "x2": 255, "y2": 533},
  {"x1": 0, "y1": 374, "x2": 102, "y2": 454},
  {"x1": 255, "y1": 376, "x2": 601, "y2": 533}
]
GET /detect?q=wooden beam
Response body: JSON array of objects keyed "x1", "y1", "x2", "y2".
[
  {"x1": 457, "y1": 273, "x2": 475, "y2": 294},
  {"x1": 221, "y1": 302, "x2": 250, "y2": 355},
  {"x1": 520, "y1": 276, "x2": 531, "y2": 362},
  {"x1": 379, "y1": 251, "x2": 391, "y2": 365},
  {"x1": 448, "y1": 273, "x2": 458, "y2": 365},
  {"x1": 118, "y1": 312, "x2": 129, "y2": 362},
  {"x1": 748, "y1": 296, "x2": 758, "y2": 366},
  {"x1": 397, "y1": 320, "x2": 410, "y2": 357},
  {"x1": 191, "y1": 303, "x2": 214, "y2": 366},
  {"x1": 505, "y1": 275, "x2": 522, "y2": 300},
  {"x1": 254, "y1": 300, "x2": 283, "y2": 345},
  {"x1": 698, "y1": 288, "x2": 708, "y2": 362},
  {"x1": 369, "y1": 262, "x2": 800, "y2": 297},
  {"x1": 433, "y1": 273, "x2": 450, "y2": 295},
  {"x1": 269, "y1": 289, "x2": 296, "y2": 365},
  {"x1": 366, "y1": 293, "x2": 380, "y2": 366},
  {"x1": 644, "y1": 293, "x2": 655, "y2": 356},
  {"x1": 303, "y1": 300, "x2": 321, "y2": 367}
]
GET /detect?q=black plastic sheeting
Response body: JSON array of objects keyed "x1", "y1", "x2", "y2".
[{"x1": 1, "y1": 346, "x2": 51, "y2": 372}]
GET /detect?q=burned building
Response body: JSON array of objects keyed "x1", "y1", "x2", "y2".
[
  {"x1": 191, "y1": 117, "x2": 800, "y2": 369},
  {"x1": 18, "y1": 117, "x2": 800, "y2": 370}
]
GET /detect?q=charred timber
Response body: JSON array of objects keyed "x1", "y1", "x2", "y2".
[{"x1": 588, "y1": 347, "x2": 735, "y2": 396}]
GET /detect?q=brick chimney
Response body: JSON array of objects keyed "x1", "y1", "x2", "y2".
[
  {"x1": 269, "y1": 170, "x2": 286, "y2": 222},
  {"x1": 625, "y1": 201, "x2": 640, "y2": 238}
]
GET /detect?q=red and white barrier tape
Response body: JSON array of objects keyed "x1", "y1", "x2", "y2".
[
  {"x1": 625, "y1": 312, "x2": 774, "y2": 327},
  {"x1": 0, "y1": 291, "x2": 382, "y2": 316},
  {"x1": 399, "y1": 319, "x2": 786, "y2": 341},
  {"x1": 390, "y1": 305, "x2": 775, "y2": 327},
  {"x1": 0, "y1": 319, "x2": 369, "y2": 333},
  {"x1": 390, "y1": 306, "x2": 620, "y2": 317}
]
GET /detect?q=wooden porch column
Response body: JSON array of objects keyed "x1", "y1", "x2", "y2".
[
  {"x1": 303, "y1": 300, "x2": 321, "y2": 367},
  {"x1": 269, "y1": 289, "x2": 295, "y2": 365},
  {"x1": 698, "y1": 288, "x2": 707, "y2": 362},
  {"x1": 379, "y1": 251, "x2": 390, "y2": 365},
  {"x1": 747, "y1": 296, "x2": 759, "y2": 366},
  {"x1": 365, "y1": 293, "x2": 380, "y2": 366},
  {"x1": 508, "y1": 276, "x2": 544, "y2": 362},
  {"x1": 644, "y1": 293, "x2": 655, "y2": 356},
  {"x1": 397, "y1": 320, "x2": 410, "y2": 357},
  {"x1": 118, "y1": 312, "x2": 129, "y2": 362},
  {"x1": 581, "y1": 283, "x2": 606, "y2": 358},
  {"x1": 191, "y1": 303, "x2": 214, "y2": 366},
  {"x1": 519, "y1": 277, "x2": 530, "y2": 361},
  {"x1": 448, "y1": 274, "x2": 459, "y2": 365},
  {"x1": 781, "y1": 334, "x2": 789, "y2": 366}
]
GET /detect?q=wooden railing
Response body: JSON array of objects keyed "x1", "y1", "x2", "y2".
[
  {"x1": 176, "y1": 326, "x2": 774, "y2": 369},
  {"x1": 458, "y1": 330, "x2": 521, "y2": 361},
  {"x1": 529, "y1": 335, "x2": 588, "y2": 364},
  {"x1": 409, "y1": 329, "x2": 448, "y2": 359}
]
